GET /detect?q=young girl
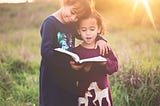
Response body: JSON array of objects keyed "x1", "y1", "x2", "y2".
[
  {"x1": 39, "y1": 0, "x2": 108, "y2": 106},
  {"x1": 73, "y1": 11, "x2": 118, "y2": 106}
]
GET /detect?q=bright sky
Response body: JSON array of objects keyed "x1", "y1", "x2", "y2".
[
  {"x1": 132, "y1": 0, "x2": 157, "y2": 31},
  {"x1": 0, "y1": 0, "x2": 34, "y2": 3}
]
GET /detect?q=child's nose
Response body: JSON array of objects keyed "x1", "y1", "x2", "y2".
[{"x1": 86, "y1": 30, "x2": 91, "y2": 34}]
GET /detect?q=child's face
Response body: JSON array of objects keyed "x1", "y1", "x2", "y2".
[
  {"x1": 61, "y1": 5, "x2": 79, "y2": 23},
  {"x1": 61, "y1": 1, "x2": 91, "y2": 24},
  {"x1": 78, "y1": 18, "x2": 100, "y2": 45}
]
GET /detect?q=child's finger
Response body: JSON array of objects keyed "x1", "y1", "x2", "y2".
[
  {"x1": 70, "y1": 61, "x2": 75, "y2": 65},
  {"x1": 105, "y1": 46, "x2": 109, "y2": 54},
  {"x1": 99, "y1": 45, "x2": 103, "y2": 55}
]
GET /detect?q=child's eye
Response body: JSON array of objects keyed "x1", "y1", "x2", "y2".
[
  {"x1": 81, "y1": 29, "x2": 86, "y2": 32},
  {"x1": 80, "y1": 28, "x2": 86, "y2": 32},
  {"x1": 90, "y1": 28, "x2": 95, "y2": 31}
]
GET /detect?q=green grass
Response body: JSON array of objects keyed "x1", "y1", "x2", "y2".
[{"x1": 0, "y1": 1, "x2": 160, "y2": 106}]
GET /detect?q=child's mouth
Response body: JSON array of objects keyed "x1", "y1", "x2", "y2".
[{"x1": 86, "y1": 37, "x2": 92, "y2": 40}]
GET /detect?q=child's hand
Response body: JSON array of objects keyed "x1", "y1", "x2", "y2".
[
  {"x1": 70, "y1": 61, "x2": 85, "y2": 70},
  {"x1": 82, "y1": 63, "x2": 93, "y2": 72},
  {"x1": 70, "y1": 61, "x2": 93, "y2": 72},
  {"x1": 98, "y1": 61, "x2": 107, "y2": 66},
  {"x1": 95, "y1": 40, "x2": 109, "y2": 56}
]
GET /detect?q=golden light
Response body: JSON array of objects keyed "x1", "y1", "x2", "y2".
[{"x1": 132, "y1": 0, "x2": 157, "y2": 31}]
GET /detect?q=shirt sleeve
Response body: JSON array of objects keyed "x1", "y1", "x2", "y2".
[
  {"x1": 105, "y1": 48, "x2": 118, "y2": 75},
  {"x1": 96, "y1": 35, "x2": 108, "y2": 42},
  {"x1": 40, "y1": 18, "x2": 71, "y2": 70}
]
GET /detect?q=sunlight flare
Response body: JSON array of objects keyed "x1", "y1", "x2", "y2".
[
  {"x1": 142, "y1": 0, "x2": 157, "y2": 31},
  {"x1": 132, "y1": 0, "x2": 157, "y2": 31},
  {"x1": 132, "y1": 0, "x2": 139, "y2": 15}
]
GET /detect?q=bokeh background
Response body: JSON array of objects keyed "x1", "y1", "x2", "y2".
[{"x1": 0, "y1": 0, "x2": 160, "y2": 106}]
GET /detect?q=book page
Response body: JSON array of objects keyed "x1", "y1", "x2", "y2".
[
  {"x1": 79, "y1": 56, "x2": 107, "y2": 63},
  {"x1": 54, "y1": 48, "x2": 80, "y2": 62},
  {"x1": 54, "y1": 48, "x2": 107, "y2": 64}
]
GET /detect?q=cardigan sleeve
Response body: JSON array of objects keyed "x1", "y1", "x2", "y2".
[{"x1": 40, "y1": 18, "x2": 71, "y2": 70}]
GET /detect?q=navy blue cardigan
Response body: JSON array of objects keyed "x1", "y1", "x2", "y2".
[{"x1": 39, "y1": 16, "x2": 78, "y2": 106}]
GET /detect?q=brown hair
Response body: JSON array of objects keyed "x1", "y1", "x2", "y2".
[{"x1": 62, "y1": 0, "x2": 94, "y2": 19}]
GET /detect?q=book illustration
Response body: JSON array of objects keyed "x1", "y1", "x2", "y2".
[
  {"x1": 54, "y1": 48, "x2": 107, "y2": 63},
  {"x1": 57, "y1": 32, "x2": 74, "y2": 50}
]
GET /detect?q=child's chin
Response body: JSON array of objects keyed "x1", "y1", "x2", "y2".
[{"x1": 86, "y1": 39, "x2": 92, "y2": 43}]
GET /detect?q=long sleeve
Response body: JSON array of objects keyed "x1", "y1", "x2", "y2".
[
  {"x1": 105, "y1": 48, "x2": 118, "y2": 75},
  {"x1": 40, "y1": 17, "x2": 72, "y2": 71},
  {"x1": 96, "y1": 35, "x2": 108, "y2": 42}
]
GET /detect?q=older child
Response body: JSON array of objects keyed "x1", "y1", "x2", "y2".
[
  {"x1": 39, "y1": 0, "x2": 108, "y2": 106},
  {"x1": 73, "y1": 11, "x2": 118, "y2": 106}
]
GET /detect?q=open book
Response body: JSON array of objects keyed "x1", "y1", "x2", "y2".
[{"x1": 54, "y1": 48, "x2": 107, "y2": 64}]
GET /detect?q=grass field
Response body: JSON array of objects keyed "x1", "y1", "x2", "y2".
[{"x1": 0, "y1": 1, "x2": 160, "y2": 106}]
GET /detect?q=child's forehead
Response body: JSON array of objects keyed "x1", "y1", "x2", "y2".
[
  {"x1": 72, "y1": 3, "x2": 84, "y2": 12},
  {"x1": 79, "y1": 18, "x2": 98, "y2": 27},
  {"x1": 72, "y1": 1, "x2": 85, "y2": 7},
  {"x1": 81, "y1": 18, "x2": 97, "y2": 23}
]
